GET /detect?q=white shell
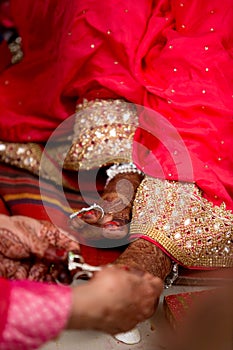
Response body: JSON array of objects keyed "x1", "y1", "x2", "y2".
[{"x1": 114, "y1": 327, "x2": 141, "y2": 344}]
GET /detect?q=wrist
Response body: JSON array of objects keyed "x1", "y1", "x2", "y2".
[{"x1": 66, "y1": 283, "x2": 104, "y2": 331}]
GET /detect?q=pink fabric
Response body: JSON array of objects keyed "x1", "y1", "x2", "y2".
[
  {"x1": 0, "y1": 278, "x2": 10, "y2": 341},
  {"x1": 0, "y1": 0, "x2": 232, "y2": 211},
  {"x1": 0, "y1": 280, "x2": 72, "y2": 350}
]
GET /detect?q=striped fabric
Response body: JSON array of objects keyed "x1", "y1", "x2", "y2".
[{"x1": 0, "y1": 163, "x2": 121, "y2": 265}]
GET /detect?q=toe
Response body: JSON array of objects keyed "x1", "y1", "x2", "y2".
[
  {"x1": 70, "y1": 208, "x2": 103, "y2": 229},
  {"x1": 80, "y1": 209, "x2": 102, "y2": 224},
  {"x1": 102, "y1": 220, "x2": 129, "y2": 239}
]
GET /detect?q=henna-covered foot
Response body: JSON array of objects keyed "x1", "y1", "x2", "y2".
[
  {"x1": 70, "y1": 171, "x2": 172, "y2": 282},
  {"x1": 70, "y1": 172, "x2": 144, "y2": 242},
  {"x1": 114, "y1": 239, "x2": 172, "y2": 280}
]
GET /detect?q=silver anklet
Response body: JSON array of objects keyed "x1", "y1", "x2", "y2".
[
  {"x1": 106, "y1": 163, "x2": 143, "y2": 186},
  {"x1": 69, "y1": 203, "x2": 105, "y2": 220},
  {"x1": 164, "y1": 262, "x2": 179, "y2": 289}
]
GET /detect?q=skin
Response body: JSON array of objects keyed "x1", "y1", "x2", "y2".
[
  {"x1": 0, "y1": 174, "x2": 171, "y2": 335},
  {"x1": 70, "y1": 172, "x2": 172, "y2": 280},
  {"x1": 68, "y1": 175, "x2": 173, "y2": 336},
  {"x1": 66, "y1": 266, "x2": 163, "y2": 334},
  {"x1": 0, "y1": 215, "x2": 163, "y2": 336}
]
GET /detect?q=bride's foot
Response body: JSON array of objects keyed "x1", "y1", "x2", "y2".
[
  {"x1": 70, "y1": 170, "x2": 172, "y2": 281},
  {"x1": 70, "y1": 172, "x2": 144, "y2": 241},
  {"x1": 114, "y1": 239, "x2": 172, "y2": 280}
]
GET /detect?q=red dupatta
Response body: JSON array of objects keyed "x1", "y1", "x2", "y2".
[{"x1": 0, "y1": 0, "x2": 232, "y2": 212}]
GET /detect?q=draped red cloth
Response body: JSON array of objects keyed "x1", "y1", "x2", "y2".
[
  {"x1": 0, "y1": 0, "x2": 13, "y2": 27},
  {"x1": 0, "y1": 0, "x2": 232, "y2": 211}
]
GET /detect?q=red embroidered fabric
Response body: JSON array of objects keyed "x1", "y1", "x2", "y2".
[{"x1": 0, "y1": 0, "x2": 232, "y2": 212}]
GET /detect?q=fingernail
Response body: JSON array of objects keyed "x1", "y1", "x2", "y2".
[
  {"x1": 122, "y1": 265, "x2": 130, "y2": 271},
  {"x1": 56, "y1": 248, "x2": 66, "y2": 257},
  {"x1": 103, "y1": 221, "x2": 120, "y2": 228},
  {"x1": 83, "y1": 210, "x2": 95, "y2": 216}
]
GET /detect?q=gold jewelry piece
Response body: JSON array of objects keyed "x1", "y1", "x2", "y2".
[
  {"x1": 63, "y1": 99, "x2": 138, "y2": 170},
  {"x1": 130, "y1": 177, "x2": 233, "y2": 268},
  {"x1": 164, "y1": 262, "x2": 179, "y2": 288},
  {"x1": 8, "y1": 36, "x2": 24, "y2": 64}
]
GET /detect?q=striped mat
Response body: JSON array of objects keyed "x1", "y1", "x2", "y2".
[{"x1": 0, "y1": 163, "x2": 122, "y2": 265}]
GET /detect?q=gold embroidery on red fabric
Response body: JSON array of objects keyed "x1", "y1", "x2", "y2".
[{"x1": 130, "y1": 177, "x2": 233, "y2": 268}]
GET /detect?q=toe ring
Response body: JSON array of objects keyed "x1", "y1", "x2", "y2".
[{"x1": 70, "y1": 203, "x2": 105, "y2": 220}]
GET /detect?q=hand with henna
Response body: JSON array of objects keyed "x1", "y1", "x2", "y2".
[{"x1": 0, "y1": 214, "x2": 80, "y2": 282}]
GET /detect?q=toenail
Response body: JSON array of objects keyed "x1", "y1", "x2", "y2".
[{"x1": 103, "y1": 221, "x2": 120, "y2": 228}]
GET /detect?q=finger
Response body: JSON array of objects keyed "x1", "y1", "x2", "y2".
[
  {"x1": 102, "y1": 220, "x2": 129, "y2": 239},
  {"x1": 28, "y1": 262, "x2": 49, "y2": 281},
  {"x1": 74, "y1": 222, "x2": 105, "y2": 240},
  {"x1": 72, "y1": 208, "x2": 103, "y2": 226},
  {"x1": 43, "y1": 245, "x2": 67, "y2": 262},
  {"x1": 0, "y1": 215, "x2": 48, "y2": 259},
  {"x1": 79, "y1": 209, "x2": 103, "y2": 224},
  {"x1": 0, "y1": 263, "x2": 6, "y2": 277},
  {"x1": 69, "y1": 216, "x2": 86, "y2": 229},
  {"x1": 42, "y1": 222, "x2": 80, "y2": 252},
  {"x1": 143, "y1": 273, "x2": 164, "y2": 291},
  {"x1": 142, "y1": 306, "x2": 156, "y2": 319},
  {"x1": 14, "y1": 262, "x2": 30, "y2": 280},
  {"x1": 0, "y1": 256, "x2": 22, "y2": 278}
]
